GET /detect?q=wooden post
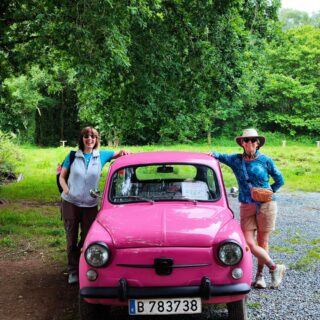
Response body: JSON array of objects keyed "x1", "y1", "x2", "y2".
[
  {"x1": 60, "y1": 140, "x2": 67, "y2": 147},
  {"x1": 207, "y1": 132, "x2": 212, "y2": 145},
  {"x1": 282, "y1": 140, "x2": 286, "y2": 147},
  {"x1": 317, "y1": 141, "x2": 320, "y2": 148}
]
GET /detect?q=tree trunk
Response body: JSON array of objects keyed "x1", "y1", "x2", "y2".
[{"x1": 207, "y1": 131, "x2": 212, "y2": 145}]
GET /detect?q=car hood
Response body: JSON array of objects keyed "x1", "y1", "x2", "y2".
[{"x1": 97, "y1": 203, "x2": 232, "y2": 248}]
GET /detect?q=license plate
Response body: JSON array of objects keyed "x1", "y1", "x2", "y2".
[{"x1": 128, "y1": 297, "x2": 202, "y2": 315}]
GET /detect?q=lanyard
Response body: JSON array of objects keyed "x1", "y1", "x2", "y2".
[
  {"x1": 241, "y1": 159, "x2": 253, "y2": 189},
  {"x1": 242, "y1": 159, "x2": 261, "y2": 213}
]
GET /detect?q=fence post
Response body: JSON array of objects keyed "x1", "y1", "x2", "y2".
[
  {"x1": 282, "y1": 140, "x2": 286, "y2": 147},
  {"x1": 317, "y1": 141, "x2": 320, "y2": 148}
]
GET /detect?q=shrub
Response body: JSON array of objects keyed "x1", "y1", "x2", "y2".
[{"x1": 0, "y1": 131, "x2": 21, "y2": 184}]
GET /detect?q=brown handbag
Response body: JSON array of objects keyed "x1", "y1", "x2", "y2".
[{"x1": 250, "y1": 187, "x2": 273, "y2": 202}]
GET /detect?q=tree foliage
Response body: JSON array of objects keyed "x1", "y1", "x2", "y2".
[
  {"x1": 260, "y1": 26, "x2": 320, "y2": 136},
  {"x1": 279, "y1": 8, "x2": 320, "y2": 30},
  {"x1": 1, "y1": 0, "x2": 319, "y2": 145},
  {"x1": 0, "y1": 130, "x2": 21, "y2": 183}
]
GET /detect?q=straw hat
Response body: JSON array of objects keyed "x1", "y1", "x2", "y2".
[{"x1": 235, "y1": 128, "x2": 266, "y2": 147}]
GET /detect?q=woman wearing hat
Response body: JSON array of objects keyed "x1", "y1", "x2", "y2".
[{"x1": 209, "y1": 128, "x2": 285, "y2": 289}]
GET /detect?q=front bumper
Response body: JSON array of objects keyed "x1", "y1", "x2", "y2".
[{"x1": 80, "y1": 277, "x2": 250, "y2": 301}]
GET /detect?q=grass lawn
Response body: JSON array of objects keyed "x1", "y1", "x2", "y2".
[
  {"x1": 1, "y1": 143, "x2": 319, "y2": 202},
  {"x1": 0, "y1": 142, "x2": 319, "y2": 259}
]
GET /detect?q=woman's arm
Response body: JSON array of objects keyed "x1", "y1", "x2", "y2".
[
  {"x1": 208, "y1": 152, "x2": 237, "y2": 168},
  {"x1": 268, "y1": 159, "x2": 284, "y2": 192},
  {"x1": 59, "y1": 168, "x2": 69, "y2": 194}
]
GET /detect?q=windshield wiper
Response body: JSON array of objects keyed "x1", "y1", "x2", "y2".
[
  {"x1": 170, "y1": 195, "x2": 197, "y2": 203},
  {"x1": 113, "y1": 196, "x2": 154, "y2": 203}
]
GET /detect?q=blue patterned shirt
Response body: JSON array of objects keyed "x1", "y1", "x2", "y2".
[{"x1": 213, "y1": 151, "x2": 284, "y2": 203}]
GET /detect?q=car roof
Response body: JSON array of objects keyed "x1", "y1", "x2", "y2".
[{"x1": 110, "y1": 151, "x2": 219, "y2": 169}]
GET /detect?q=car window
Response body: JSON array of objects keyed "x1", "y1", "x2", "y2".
[
  {"x1": 109, "y1": 164, "x2": 220, "y2": 203},
  {"x1": 136, "y1": 165, "x2": 197, "y2": 180}
]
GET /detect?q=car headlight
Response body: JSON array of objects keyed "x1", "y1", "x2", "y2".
[
  {"x1": 218, "y1": 241, "x2": 243, "y2": 266},
  {"x1": 85, "y1": 242, "x2": 111, "y2": 268}
]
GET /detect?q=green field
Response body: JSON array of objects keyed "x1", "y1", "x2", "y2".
[
  {"x1": 1, "y1": 143, "x2": 319, "y2": 202},
  {"x1": 0, "y1": 143, "x2": 319, "y2": 260}
]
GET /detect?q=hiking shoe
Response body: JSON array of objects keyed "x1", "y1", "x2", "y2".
[
  {"x1": 270, "y1": 264, "x2": 286, "y2": 289},
  {"x1": 253, "y1": 274, "x2": 266, "y2": 289},
  {"x1": 68, "y1": 273, "x2": 79, "y2": 285}
]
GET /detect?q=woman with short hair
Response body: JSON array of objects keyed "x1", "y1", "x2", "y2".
[{"x1": 59, "y1": 126, "x2": 129, "y2": 284}]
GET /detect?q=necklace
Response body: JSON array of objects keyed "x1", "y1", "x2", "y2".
[{"x1": 243, "y1": 152, "x2": 257, "y2": 160}]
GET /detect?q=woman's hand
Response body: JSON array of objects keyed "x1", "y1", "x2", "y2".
[
  {"x1": 119, "y1": 149, "x2": 130, "y2": 156},
  {"x1": 113, "y1": 149, "x2": 130, "y2": 159}
]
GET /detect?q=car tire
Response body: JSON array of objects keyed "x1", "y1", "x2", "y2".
[
  {"x1": 226, "y1": 298, "x2": 248, "y2": 320},
  {"x1": 79, "y1": 295, "x2": 111, "y2": 320}
]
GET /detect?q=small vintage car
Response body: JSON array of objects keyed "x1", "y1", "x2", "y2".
[{"x1": 79, "y1": 152, "x2": 252, "y2": 320}]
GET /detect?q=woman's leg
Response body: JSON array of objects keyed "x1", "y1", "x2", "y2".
[
  {"x1": 79, "y1": 206, "x2": 98, "y2": 249},
  {"x1": 257, "y1": 230, "x2": 270, "y2": 252},
  {"x1": 240, "y1": 202, "x2": 285, "y2": 288},
  {"x1": 256, "y1": 230, "x2": 271, "y2": 273},
  {"x1": 61, "y1": 200, "x2": 81, "y2": 282},
  {"x1": 243, "y1": 230, "x2": 271, "y2": 265},
  {"x1": 240, "y1": 203, "x2": 272, "y2": 264},
  {"x1": 255, "y1": 202, "x2": 286, "y2": 288}
]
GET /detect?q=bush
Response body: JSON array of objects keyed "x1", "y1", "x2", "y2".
[{"x1": 0, "y1": 131, "x2": 21, "y2": 184}]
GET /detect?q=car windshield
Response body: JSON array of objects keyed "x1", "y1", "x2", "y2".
[{"x1": 109, "y1": 163, "x2": 220, "y2": 203}]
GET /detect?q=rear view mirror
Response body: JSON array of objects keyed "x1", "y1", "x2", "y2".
[{"x1": 157, "y1": 166, "x2": 174, "y2": 173}]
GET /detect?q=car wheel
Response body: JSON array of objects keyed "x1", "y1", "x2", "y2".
[
  {"x1": 79, "y1": 295, "x2": 111, "y2": 320},
  {"x1": 226, "y1": 299, "x2": 248, "y2": 320}
]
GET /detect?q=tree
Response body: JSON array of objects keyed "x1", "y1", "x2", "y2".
[
  {"x1": 279, "y1": 9, "x2": 311, "y2": 30},
  {"x1": 258, "y1": 26, "x2": 320, "y2": 136},
  {"x1": 0, "y1": 0, "x2": 286, "y2": 145}
]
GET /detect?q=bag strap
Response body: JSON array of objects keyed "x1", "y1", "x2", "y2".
[
  {"x1": 69, "y1": 151, "x2": 76, "y2": 167},
  {"x1": 67, "y1": 151, "x2": 76, "y2": 174},
  {"x1": 242, "y1": 159, "x2": 253, "y2": 189}
]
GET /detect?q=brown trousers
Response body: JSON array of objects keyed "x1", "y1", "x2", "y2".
[{"x1": 61, "y1": 200, "x2": 98, "y2": 275}]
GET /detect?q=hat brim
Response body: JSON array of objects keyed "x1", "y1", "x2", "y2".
[{"x1": 235, "y1": 136, "x2": 265, "y2": 147}]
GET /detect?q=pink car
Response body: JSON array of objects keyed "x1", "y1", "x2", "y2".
[{"x1": 79, "y1": 152, "x2": 252, "y2": 320}]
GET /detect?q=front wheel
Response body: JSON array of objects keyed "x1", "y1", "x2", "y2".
[
  {"x1": 79, "y1": 295, "x2": 111, "y2": 320},
  {"x1": 226, "y1": 299, "x2": 248, "y2": 320}
]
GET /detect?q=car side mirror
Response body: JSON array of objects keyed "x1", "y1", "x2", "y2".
[
  {"x1": 90, "y1": 189, "x2": 101, "y2": 199},
  {"x1": 229, "y1": 187, "x2": 238, "y2": 198}
]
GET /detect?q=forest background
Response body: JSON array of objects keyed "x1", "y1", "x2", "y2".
[{"x1": 0, "y1": 0, "x2": 320, "y2": 149}]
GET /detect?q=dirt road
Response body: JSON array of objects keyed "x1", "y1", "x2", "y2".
[{"x1": 0, "y1": 258, "x2": 78, "y2": 320}]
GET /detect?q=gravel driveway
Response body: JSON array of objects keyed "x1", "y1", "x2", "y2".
[
  {"x1": 111, "y1": 192, "x2": 320, "y2": 320},
  {"x1": 228, "y1": 191, "x2": 320, "y2": 320}
]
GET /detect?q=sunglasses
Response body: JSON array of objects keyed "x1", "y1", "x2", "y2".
[
  {"x1": 83, "y1": 134, "x2": 96, "y2": 139},
  {"x1": 243, "y1": 137, "x2": 258, "y2": 143}
]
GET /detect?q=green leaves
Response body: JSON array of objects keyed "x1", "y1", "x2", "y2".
[
  {"x1": 1, "y1": 0, "x2": 318, "y2": 145},
  {"x1": 0, "y1": 130, "x2": 21, "y2": 183},
  {"x1": 260, "y1": 25, "x2": 320, "y2": 136}
]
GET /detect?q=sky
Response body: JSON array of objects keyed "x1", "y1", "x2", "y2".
[{"x1": 281, "y1": 0, "x2": 320, "y2": 14}]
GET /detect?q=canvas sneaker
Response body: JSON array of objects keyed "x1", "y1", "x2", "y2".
[
  {"x1": 253, "y1": 274, "x2": 266, "y2": 289},
  {"x1": 68, "y1": 273, "x2": 79, "y2": 285},
  {"x1": 270, "y1": 264, "x2": 286, "y2": 289}
]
